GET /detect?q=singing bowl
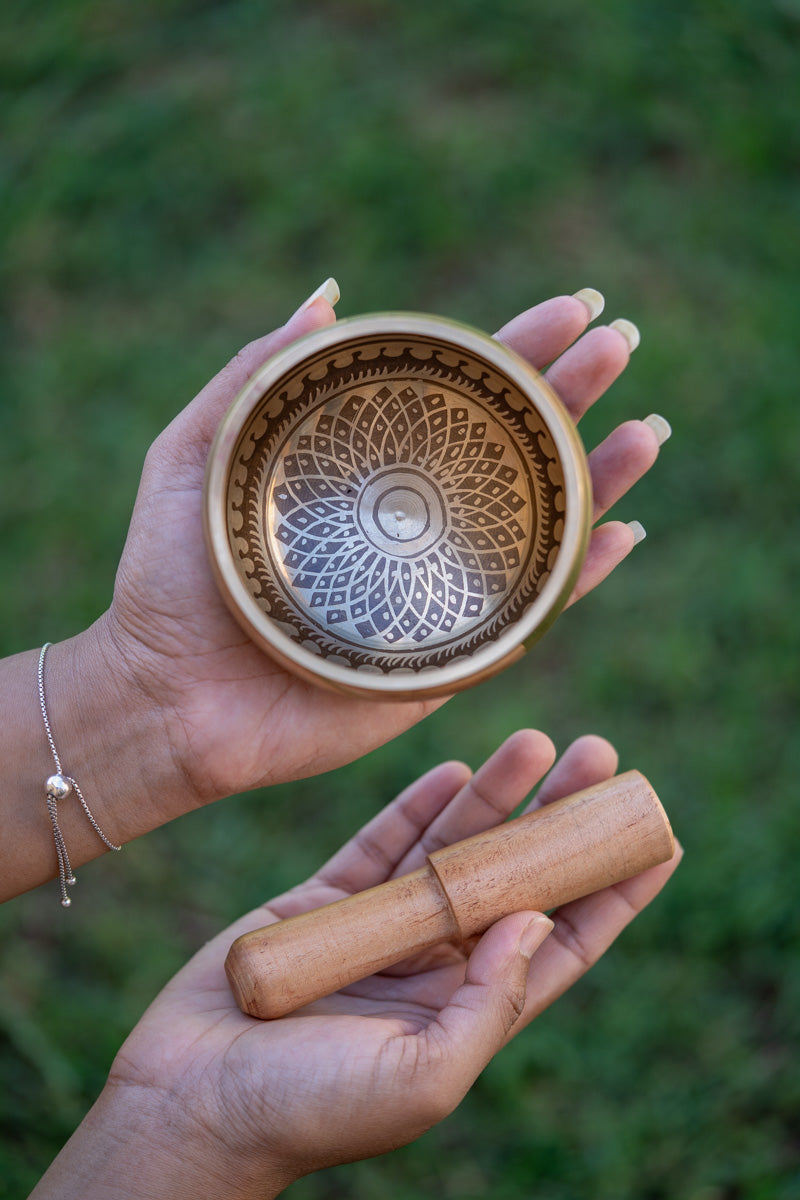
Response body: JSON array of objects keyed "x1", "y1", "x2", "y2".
[{"x1": 204, "y1": 313, "x2": 592, "y2": 699}]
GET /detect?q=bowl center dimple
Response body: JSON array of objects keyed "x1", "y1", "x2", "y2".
[{"x1": 357, "y1": 468, "x2": 446, "y2": 556}]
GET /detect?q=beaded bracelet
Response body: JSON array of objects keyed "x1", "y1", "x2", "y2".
[{"x1": 38, "y1": 643, "x2": 121, "y2": 907}]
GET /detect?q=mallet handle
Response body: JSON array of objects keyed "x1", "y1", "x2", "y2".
[{"x1": 226, "y1": 770, "x2": 674, "y2": 1019}]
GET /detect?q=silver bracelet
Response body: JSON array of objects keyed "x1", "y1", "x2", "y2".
[{"x1": 38, "y1": 643, "x2": 121, "y2": 907}]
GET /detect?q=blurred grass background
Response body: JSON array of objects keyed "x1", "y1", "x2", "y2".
[{"x1": 1, "y1": 0, "x2": 799, "y2": 1195}]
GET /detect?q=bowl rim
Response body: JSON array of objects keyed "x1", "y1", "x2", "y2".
[{"x1": 203, "y1": 311, "x2": 591, "y2": 698}]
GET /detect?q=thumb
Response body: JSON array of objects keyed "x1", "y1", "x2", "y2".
[
  {"x1": 160, "y1": 277, "x2": 341, "y2": 462},
  {"x1": 422, "y1": 912, "x2": 553, "y2": 1099}
]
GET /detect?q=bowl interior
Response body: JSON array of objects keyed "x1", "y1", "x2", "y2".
[{"x1": 210, "y1": 316, "x2": 589, "y2": 694}]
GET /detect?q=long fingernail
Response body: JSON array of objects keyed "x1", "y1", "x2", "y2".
[
  {"x1": 643, "y1": 413, "x2": 672, "y2": 446},
  {"x1": 573, "y1": 287, "x2": 605, "y2": 321},
  {"x1": 627, "y1": 520, "x2": 647, "y2": 546},
  {"x1": 519, "y1": 915, "x2": 554, "y2": 959},
  {"x1": 298, "y1": 277, "x2": 340, "y2": 313},
  {"x1": 609, "y1": 318, "x2": 641, "y2": 353}
]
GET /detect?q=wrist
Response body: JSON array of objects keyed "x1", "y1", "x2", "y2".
[
  {"x1": 35, "y1": 613, "x2": 197, "y2": 868},
  {"x1": 31, "y1": 1078, "x2": 292, "y2": 1200},
  {"x1": 51, "y1": 615, "x2": 200, "y2": 845},
  {"x1": 0, "y1": 621, "x2": 202, "y2": 904}
]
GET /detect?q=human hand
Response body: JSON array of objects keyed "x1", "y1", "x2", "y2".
[
  {"x1": 87, "y1": 284, "x2": 667, "y2": 827},
  {"x1": 36, "y1": 732, "x2": 680, "y2": 1199}
]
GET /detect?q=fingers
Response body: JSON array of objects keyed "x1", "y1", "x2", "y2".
[
  {"x1": 207, "y1": 277, "x2": 340, "y2": 418},
  {"x1": 588, "y1": 419, "x2": 661, "y2": 522},
  {"x1": 319, "y1": 730, "x2": 556, "y2": 893},
  {"x1": 528, "y1": 734, "x2": 619, "y2": 811},
  {"x1": 564, "y1": 414, "x2": 664, "y2": 605},
  {"x1": 494, "y1": 294, "x2": 597, "y2": 369},
  {"x1": 500, "y1": 298, "x2": 667, "y2": 542},
  {"x1": 209, "y1": 758, "x2": 472, "y2": 931},
  {"x1": 498, "y1": 296, "x2": 665, "y2": 614},
  {"x1": 314, "y1": 759, "x2": 472, "y2": 895},
  {"x1": 417, "y1": 912, "x2": 553, "y2": 1105},
  {"x1": 494, "y1": 295, "x2": 642, "y2": 432},
  {"x1": 391, "y1": 730, "x2": 557, "y2": 877},
  {"x1": 517, "y1": 843, "x2": 683, "y2": 1026},
  {"x1": 226, "y1": 729, "x2": 613, "y2": 934},
  {"x1": 156, "y1": 279, "x2": 340, "y2": 469},
  {"x1": 564, "y1": 521, "x2": 640, "y2": 608},
  {"x1": 544, "y1": 324, "x2": 632, "y2": 422}
]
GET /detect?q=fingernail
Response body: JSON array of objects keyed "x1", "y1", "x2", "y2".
[
  {"x1": 298, "y1": 277, "x2": 340, "y2": 313},
  {"x1": 643, "y1": 413, "x2": 672, "y2": 446},
  {"x1": 627, "y1": 520, "x2": 647, "y2": 546},
  {"x1": 572, "y1": 287, "x2": 605, "y2": 321},
  {"x1": 609, "y1": 317, "x2": 641, "y2": 353},
  {"x1": 519, "y1": 915, "x2": 554, "y2": 959}
]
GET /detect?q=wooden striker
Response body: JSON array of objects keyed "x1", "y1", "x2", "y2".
[{"x1": 226, "y1": 770, "x2": 675, "y2": 1020}]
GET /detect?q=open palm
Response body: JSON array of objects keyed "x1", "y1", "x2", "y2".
[
  {"x1": 107, "y1": 291, "x2": 662, "y2": 808},
  {"x1": 106, "y1": 731, "x2": 681, "y2": 1195}
]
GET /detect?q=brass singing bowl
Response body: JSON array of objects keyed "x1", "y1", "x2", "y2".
[{"x1": 204, "y1": 313, "x2": 592, "y2": 699}]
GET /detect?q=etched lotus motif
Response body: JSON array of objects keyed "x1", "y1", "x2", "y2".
[
  {"x1": 222, "y1": 323, "x2": 577, "y2": 683},
  {"x1": 268, "y1": 381, "x2": 533, "y2": 650}
]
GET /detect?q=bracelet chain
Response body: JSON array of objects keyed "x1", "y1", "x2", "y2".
[{"x1": 38, "y1": 643, "x2": 121, "y2": 908}]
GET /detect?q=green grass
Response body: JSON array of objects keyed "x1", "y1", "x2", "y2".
[{"x1": 2, "y1": 1, "x2": 799, "y2": 1196}]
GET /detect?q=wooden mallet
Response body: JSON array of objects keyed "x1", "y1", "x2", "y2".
[{"x1": 226, "y1": 770, "x2": 675, "y2": 1020}]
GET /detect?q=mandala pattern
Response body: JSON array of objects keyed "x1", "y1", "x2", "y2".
[{"x1": 227, "y1": 337, "x2": 565, "y2": 673}]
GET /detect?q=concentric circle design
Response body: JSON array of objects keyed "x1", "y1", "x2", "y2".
[
  {"x1": 356, "y1": 468, "x2": 445, "y2": 556},
  {"x1": 207, "y1": 314, "x2": 591, "y2": 696},
  {"x1": 264, "y1": 381, "x2": 533, "y2": 650}
]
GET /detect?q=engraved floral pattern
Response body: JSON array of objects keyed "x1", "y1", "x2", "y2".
[
  {"x1": 227, "y1": 335, "x2": 565, "y2": 673},
  {"x1": 268, "y1": 382, "x2": 531, "y2": 649}
]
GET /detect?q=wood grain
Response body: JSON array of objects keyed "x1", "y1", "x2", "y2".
[{"x1": 225, "y1": 771, "x2": 674, "y2": 1019}]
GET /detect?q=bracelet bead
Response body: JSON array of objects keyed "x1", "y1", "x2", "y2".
[
  {"x1": 38, "y1": 643, "x2": 121, "y2": 907},
  {"x1": 46, "y1": 774, "x2": 73, "y2": 801}
]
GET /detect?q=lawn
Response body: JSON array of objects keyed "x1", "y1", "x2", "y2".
[{"x1": 1, "y1": 1, "x2": 799, "y2": 1196}]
